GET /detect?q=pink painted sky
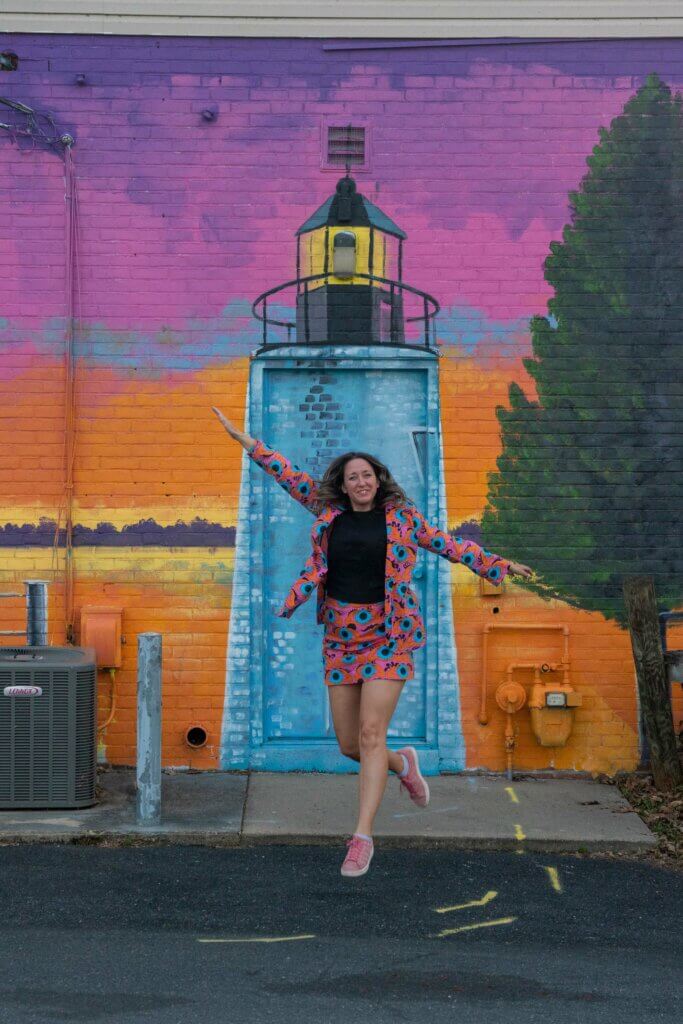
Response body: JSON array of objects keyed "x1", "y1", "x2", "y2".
[{"x1": 1, "y1": 36, "x2": 683, "y2": 358}]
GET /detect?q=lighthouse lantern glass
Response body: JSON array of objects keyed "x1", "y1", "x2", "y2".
[{"x1": 332, "y1": 230, "x2": 356, "y2": 278}]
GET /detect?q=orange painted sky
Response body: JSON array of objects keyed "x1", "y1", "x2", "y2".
[
  {"x1": 440, "y1": 349, "x2": 538, "y2": 524},
  {"x1": 0, "y1": 352, "x2": 537, "y2": 528}
]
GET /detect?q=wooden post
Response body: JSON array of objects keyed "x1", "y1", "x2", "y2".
[{"x1": 623, "y1": 576, "x2": 682, "y2": 790}]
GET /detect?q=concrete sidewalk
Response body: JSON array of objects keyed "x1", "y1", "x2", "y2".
[{"x1": 0, "y1": 767, "x2": 656, "y2": 852}]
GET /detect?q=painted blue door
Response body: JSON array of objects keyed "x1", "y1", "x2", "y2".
[{"x1": 258, "y1": 365, "x2": 433, "y2": 767}]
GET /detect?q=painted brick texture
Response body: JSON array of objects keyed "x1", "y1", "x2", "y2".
[{"x1": 0, "y1": 35, "x2": 681, "y2": 772}]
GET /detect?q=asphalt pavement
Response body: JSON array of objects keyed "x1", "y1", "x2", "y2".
[{"x1": 0, "y1": 844, "x2": 679, "y2": 1024}]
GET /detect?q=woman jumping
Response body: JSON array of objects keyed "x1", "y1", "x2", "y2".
[{"x1": 213, "y1": 407, "x2": 533, "y2": 878}]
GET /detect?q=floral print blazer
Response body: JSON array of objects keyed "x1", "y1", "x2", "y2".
[{"x1": 247, "y1": 439, "x2": 511, "y2": 644}]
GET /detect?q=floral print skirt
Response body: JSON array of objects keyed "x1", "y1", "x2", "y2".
[{"x1": 322, "y1": 596, "x2": 418, "y2": 686}]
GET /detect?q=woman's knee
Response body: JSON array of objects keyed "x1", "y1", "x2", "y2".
[{"x1": 359, "y1": 718, "x2": 385, "y2": 751}]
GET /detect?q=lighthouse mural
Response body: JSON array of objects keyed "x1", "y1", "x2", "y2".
[{"x1": 220, "y1": 176, "x2": 463, "y2": 773}]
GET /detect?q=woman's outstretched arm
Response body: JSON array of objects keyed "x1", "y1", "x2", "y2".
[
  {"x1": 412, "y1": 509, "x2": 532, "y2": 583},
  {"x1": 212, "y1": 407, "x2": 257, "y2": 452},
  {"x1": 212, "y1": 407, "x2": 319, "y2": 513}
]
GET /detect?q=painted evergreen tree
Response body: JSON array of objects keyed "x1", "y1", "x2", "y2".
[{"x1": 482, "y1": 74, "x2": 683, "y2": 625}]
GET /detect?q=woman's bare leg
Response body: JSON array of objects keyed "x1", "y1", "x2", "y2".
[
  {"x1": 355, "y1": 679, "x2": 405, "y2": 836},
  {"x1": 327, "y1": 683, "x2": 404, "y2": 775}
]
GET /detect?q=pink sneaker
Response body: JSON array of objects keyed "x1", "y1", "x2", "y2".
[
  {"x1": 396, "y1": 746, "x2": 430, "y2": 807},
  {"x1": 341, "y1": 834, "x2": 374, "y2": 877}
]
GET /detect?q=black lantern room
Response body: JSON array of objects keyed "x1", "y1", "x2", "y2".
[{"x1": 253, "y1": 175, "x2": 438, "y2": 349}]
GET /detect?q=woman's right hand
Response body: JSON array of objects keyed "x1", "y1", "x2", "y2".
[{"x1": 211, "y1": 407, "x2": 256, "y2": 451}]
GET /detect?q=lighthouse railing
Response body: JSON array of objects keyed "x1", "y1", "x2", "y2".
[{"x1": 251, "y1": 272, "x2": 440, "y2": 350}]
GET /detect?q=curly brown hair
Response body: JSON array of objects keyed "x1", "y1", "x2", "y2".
[{"x1": 314, "y1": 450, "x2": 413, "y2": 512}]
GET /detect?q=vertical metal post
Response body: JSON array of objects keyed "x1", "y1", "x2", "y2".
[
  {"x1": 296, "y1": 236, "x2": 301, "y2": 294},
  {"x1": 25, "y1": 580, "x2": 48, "y2": 646},
  {"x1": 136, "y1": 632, "x2": 162, "y2": 825},
  {"x1": 389, "y1": 283, "x2": 396, "y2": 343},
  {"x1": 304, "y1": 280, "x2": 310, "y2": 343}
]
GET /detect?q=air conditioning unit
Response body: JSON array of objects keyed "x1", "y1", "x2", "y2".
[{"x1": 0, "y1": 646, "x2": 97, "y2": 809}]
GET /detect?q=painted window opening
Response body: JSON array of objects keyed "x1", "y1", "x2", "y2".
[
  {"x1": 332, "y1": 230, "x2": 357, "y2": 278},
  {"x1": 411, "y1": 429, "x2": 429, "y2": 484}
]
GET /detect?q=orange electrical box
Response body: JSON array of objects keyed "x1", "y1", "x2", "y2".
[{"x1": 80, "y1": 606, "x2": 123, "y2": 668}]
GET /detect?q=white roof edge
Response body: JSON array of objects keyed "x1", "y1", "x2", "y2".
[{"x1": 3, "y1": 16, "x2": 683, "y2": 38}]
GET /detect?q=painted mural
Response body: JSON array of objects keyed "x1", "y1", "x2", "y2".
[{"x1": 0, "y1": 36, "x2": 681, "y2": 773}]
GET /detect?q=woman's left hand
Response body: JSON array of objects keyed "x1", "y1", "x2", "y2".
[{"x1": 508, "y1": 561, "x2": 534, "y2": 578}]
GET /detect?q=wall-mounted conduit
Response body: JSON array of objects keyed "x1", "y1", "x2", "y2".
[{"x1": 55, "y1": 140, "x2": 80, "y2": 643}]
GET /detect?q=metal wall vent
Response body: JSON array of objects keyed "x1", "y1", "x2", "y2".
[
  {"x1": 0, "y1": 646, "x2": 97, "y2": 809},
  {"x1": 326, "y1": 125, "x2": 366, "y2": 167}
]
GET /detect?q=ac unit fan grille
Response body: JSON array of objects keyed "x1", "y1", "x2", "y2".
[{"x1": 0, "y1": 648, "x2": 97, "y2": 809}]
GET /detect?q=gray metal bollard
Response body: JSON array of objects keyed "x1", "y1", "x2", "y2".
[
  {"x1": 25, "y1": 580, "x2": 48, "y2": 646},
  {"x1": 136, "y1": 632, "x2": 162, "y2": 826}
]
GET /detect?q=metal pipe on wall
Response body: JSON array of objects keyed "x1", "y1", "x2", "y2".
[
  {"x1": 0, "y1": 581, "x2": 48, "y2": 642},
  {"x1": 61, "y1": 142, "x2": 79, "y2": 644},
  {"x1": 25, "y1": 580, "x2": 48, "y2": 646},
  {"x1": 479, "y1": 623, "x2": 570, "y2": 725}
]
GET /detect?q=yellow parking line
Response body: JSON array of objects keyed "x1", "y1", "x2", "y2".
[
  {"x1": 432, "y1": 917, "x2": 517, "y2": 938},
  {"x1": 435, "y1": 890, "x2": 497, "y2": 914},
  {"x1": 544, "y1": 866, "x2": 563, "y2": 893},
  {"x1": 514, "y1": 823, "x2": 526, "y2": 841},
  {"x1": 505, "y1": 786, "x2": 519, "y2": 804},
  {"x1": 199, "y1": 935, "x2": 316, "y2": 944}
]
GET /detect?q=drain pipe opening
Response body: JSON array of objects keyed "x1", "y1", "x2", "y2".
[{"x1": 185, "y1": 725, "x2": 208, "y2": 749}]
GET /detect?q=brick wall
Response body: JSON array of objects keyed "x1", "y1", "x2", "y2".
[{"x1": 1, "y1": 35, "x2": 681, "y2": 771}]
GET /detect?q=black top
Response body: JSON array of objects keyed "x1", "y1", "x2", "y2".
[{"x1": 326, "y1": 509, "x2": 387, "y2": 604}]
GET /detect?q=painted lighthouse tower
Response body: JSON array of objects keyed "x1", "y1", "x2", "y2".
[{"x1": 221, "y1": 177, "x2": 463, "y2": 774}]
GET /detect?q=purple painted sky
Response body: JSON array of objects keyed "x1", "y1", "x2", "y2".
[{"x1": 2, "y1": 36, "x2": 683, "y2": 363}]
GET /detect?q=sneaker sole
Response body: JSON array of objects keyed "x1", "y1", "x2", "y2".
[
  {"x1": 341, "y1": 846, "x2": 374, "y2": 878},
  {"x1": 400, "y1": 745, "x2": 430, "y2": 807}
]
